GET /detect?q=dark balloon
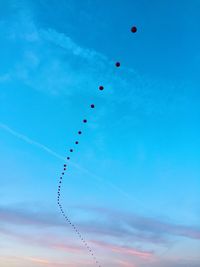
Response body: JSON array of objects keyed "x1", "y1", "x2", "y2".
[
  {"x1": 115, "y1": 62, "x2": 120, "y2": 67},
  {"x1": 83, "y1": 119, "x2": 87, "y2": 123},
  {"x1": 99, "y1": 85, "x2": 104, "y2": 90},
  {"x1": 75, "y1": 141, "x2": 79, "y2": 144},
  {"x1": 78, "y1": 131, "x2": 82, "y2": 134},
  {"x1": 67, "y1": 157, "x2": 70, "y2": 160},
  {"x1": 64, "y1": 164, "x2": 66, "y2": 167},
  {"x1": 131, "y1": 26, "x2": 137, "y2": 33},
  {"x1": 91, "y1": 104, "x2": 95, "y2": 108},
  {"x1": 70, "y1": 149, "x2": 73, "y2": 152}
]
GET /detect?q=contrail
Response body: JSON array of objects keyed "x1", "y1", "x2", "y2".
[{"x1": 0, "y1": 122, "x2": 65, "y2": 161}]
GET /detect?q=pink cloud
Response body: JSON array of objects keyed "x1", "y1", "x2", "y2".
[{"x1": 91, "y1": 240, "x2": 153, "y2": 259}]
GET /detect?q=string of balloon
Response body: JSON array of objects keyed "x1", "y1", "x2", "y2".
[{"x1": 56, "y1": 25, "x2": 137, "y2": 267}]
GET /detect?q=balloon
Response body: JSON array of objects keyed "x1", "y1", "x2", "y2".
[
  {"x1": 115, "y1": 62, "x2": 120, "y2": 67},
  {"x1": 131, "y1": 26, "x2": 137, "y2": 33}
]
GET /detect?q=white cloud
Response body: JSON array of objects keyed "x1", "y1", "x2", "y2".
[{"x1": 40, "y1": 28, "x2": 107, "y2": 62}]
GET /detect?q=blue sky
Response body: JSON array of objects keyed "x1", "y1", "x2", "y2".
[{"x1": 0, "y1": 0, "x2": 200, "y2": 267}]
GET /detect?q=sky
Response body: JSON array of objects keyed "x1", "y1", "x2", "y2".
[{"x1": 0, "y1": 0, "x2": 200, "y2": 266}]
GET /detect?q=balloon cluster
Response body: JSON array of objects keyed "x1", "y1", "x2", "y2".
[{"x1": 56, "y1": 26, "x2": 137, "y2": 267}]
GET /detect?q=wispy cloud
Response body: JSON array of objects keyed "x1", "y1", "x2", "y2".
[
  {"x1": 75, "y1": 206, "x2": 200, "y2": 244},
  {"x1": 40, "y1": 28, "x2": 108, "y2": 62},
  {"x1": 0, "y1": 206, "x2": 64, "y2": 228}
]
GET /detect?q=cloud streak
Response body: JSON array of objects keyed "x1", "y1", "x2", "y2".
[
  {"x1": 40, "y1": 28, "x2": 108, "y2": 63},
  {"x1": 0, "y1": 206, "x2": 64, "y2": 228},
  {"x1": 75, "y1": 206, "x2": 200, "y2": 244}
]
